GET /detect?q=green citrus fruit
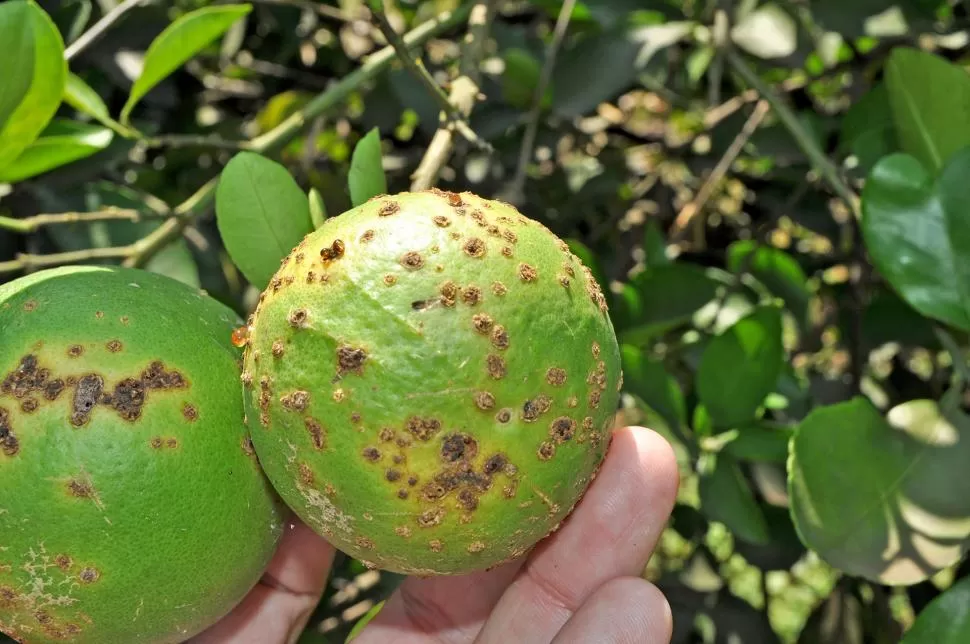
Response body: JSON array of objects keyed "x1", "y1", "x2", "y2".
[
  {"x1": 243, "y1": 189, "x2": 621, "y2": 575},
  {"x1": 0, "y1": 266, "x2": 284, "y2": 644}
]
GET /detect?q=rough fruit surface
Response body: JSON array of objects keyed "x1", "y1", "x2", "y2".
[
  {"x1": 0, "y1": 267, "x2": 284, "y2": 644},
  {"x1": 244, "y1": 190, "x2": 621, "y2": 575}
]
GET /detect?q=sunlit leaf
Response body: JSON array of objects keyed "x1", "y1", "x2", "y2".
[
  {"x1": 0, "y1": 120, "x2": 113, "y2": 183},
  {"x1": 348, "y1": 127, "x2": 386, "y2": 207}
]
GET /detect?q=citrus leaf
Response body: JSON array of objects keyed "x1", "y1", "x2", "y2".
[
  {"x1": 727, "y1": 241, "x2": 810, "y2": 325},
  {"x1": 0, "y1": 120, "x2": 113, "y2": 183},
  {"x1": 620, "y1": 345, "x2": 686, "y2": 430},
  {"x1": 120, "y1": 4, "x2": 252, "y2": 124},
  {"x1": 308, "y1": 187, "x2": 327, "y2": 229},
  {"x1": 885, "y1": 47, "x2": 970, "y2": 173},
  {"x1": 697, "y1": 306, "x2": 784, "y2": 429},
  {"x1": 621, "y1": 264, "x2": 721, "y2": 343},
  {"x1": 789, "y1": 393, "x2": 970, "y2": 584},
  {"x1": 348, "y1": 127, "x2": 386, "y2": 207},
  {"x1": 699, "y1": 453, "x2": 770, "y2": 545},
  {"x1": 0, "y1": 0, "x2": 66, "y2": 173},
  {"x1": 64, "y1": 73, "x2": 128, "y2": 134},
  {"x1": 722, "y1": 423, "x2": 794, "y2": 463},
  {"x1": 840, "y1": 83, "x2": 897, "y2": 173},
  {"x1": 215, "y1": 151, "x2": 313, "y2": 288},
  {"x1": 901, "y1": 575, "x2": 970, "y2": 643},
  {"x1": 0, "y1": 0, "x2": 35, "y2": 130},
  {"x1": 861, "y1": 150, "x2": 970, "y2": 331}
]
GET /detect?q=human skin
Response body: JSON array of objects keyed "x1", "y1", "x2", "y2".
[{"x1": 189, "y1": 425, "x2": 679, "y2": 644}]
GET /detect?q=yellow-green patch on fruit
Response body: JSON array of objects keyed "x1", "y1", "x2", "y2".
[
  {"x1": 0, "y1": 266, "x2": 284, "y2": 644},
  {"x1": 244, "y1": 189, "x2": 620, "y2": 575}
]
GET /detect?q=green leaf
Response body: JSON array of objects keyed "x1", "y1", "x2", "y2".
[
  {"x1": 885, "y1": 47, "x2": 970, "y2": 173},
  {"x1": 721, "y1": 423, "x2": 794, "y2": 463},
  {"x1": 347, "y1": 127, "x2": 386, "y2": 207},
  {"x1": 697, "y1": 306, "x2": 784, "y2": 429},
  {"x1": 789, "y1": 393, "x2": 970, "y2": 584},
  {"x1": 345, "y1": 600, "x2": 385, "y2": 642},
  {"x1": 502, "y1": 48, "x2": 543, "y2": 109},
  {"x1": 120, "y1": 4, "x2": 252, "y2": 124},
  {"x1": 621, "y1": 264, "x2": 721, "y2": 343},
  {"x1": 861, "y1": 150, "x2": 970, "y2": 331},
  {"x1": 0, "y1": 1, "x2": 66, "y2": 173},
  {"x1": 0, "y1": 1, "x2": 35, "y2": 130},
  {"x1": 727, "y1": 240, "x2": 810, "y2": 325},
  {"x1": 215, "y1": 152, "x2": 314, "y2": 289},
  {"x1": 642, "y1": 219, "x2": 669, "y2": 267},
  {"x1": 64, "y1": 73, "x2": 128, "y2": 134},
  {"x1": 902, "y1": 575, "x2": 970, "y2": 643},
  {"x1": 308, "y1": 187, "x2": 327, "y2": 229},
  {"x1": 699, "y1": 453, "x2": 770, "y2": 545},
  {"x1": 0, "y1": 120, "x2": 113, "y2": 183},
  {"x1": 840, "y1": 83, "x2": 897, "y2": 173},
  {"x1": 620, "y1": 345, "x2": 685, "y2": 430}
]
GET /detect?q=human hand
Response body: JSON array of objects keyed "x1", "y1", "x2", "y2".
[{"x1": 190, "y1": 426, "x2": 679, "y2": 644}]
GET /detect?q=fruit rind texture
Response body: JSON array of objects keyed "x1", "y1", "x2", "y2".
[
  {"x1": 0, "y1": 266, "x2": 284, "y2": 644},
  {"x1": 244, "y1": 190, "x2": 621, "y2": 575}
]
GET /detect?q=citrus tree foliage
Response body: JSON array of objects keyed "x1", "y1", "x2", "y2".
[{"x1": 4, "y1": 0, "x2": 970, "y2": 641}]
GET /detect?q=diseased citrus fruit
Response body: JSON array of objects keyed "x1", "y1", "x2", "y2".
[
  {"x1": 0, "y1": 266, "x2": 284, "y2": 644},
  {"x1": 243, "y1": 189, "x2": 621, "y2": 575}
]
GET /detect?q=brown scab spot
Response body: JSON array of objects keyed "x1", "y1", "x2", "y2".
[
  {"x1": 522, "y1": 399, "x2": 540, "y2": 422},
  {"x1": 272, "y1": 340, "x2": 285, "y2": 358},
  {"x1": 106, "y1": 340, "x2": 123, "y2": 353},
  {"x1": 166, "y1": 438, "x2": 178, "y2": 448},
  {"x1": 241, "y1": 435, "x2": 256, "y2": 457},
  {"x1": 408, "y1": 475, "x2": 419, "y2": 486},
  {"x1": 71, "y1": 374, "x2": 104, "y2": 427},
  {"x1": 150, "y1": 437, "x2": 163, "y2": 449},
  {"x1": 182, "y1": 404, "x2": 198, "y2": 422},
  {"x1": 559, "y1": 275, "x2": 571, "y2": 288},
  {"x1": 400, "y1": 251, "x2": 425, "y2": 270},
  {"x1": 433, "y1": 215, "x2": 450, "y2": 227},
  {"x1": 0, "y1": 586, "x2": 17, "y2": 608},
  {"x1": 563, "y1": 263, "x2": 576, "y2": 277},
  {"x1": 502, "y1": 229, "x2": 517, "y2": 244},
  {"x1": 360, "y1": 230, "x2": 376, "y2": 243},
  {"x1": 462, "y1": 285, "x2": 482, "y2": 305},
  {"x1": 567, "y1": 396, "x2": 579, "y2": 408},
  {"x1": 337, "y1": 345, "x2": 367, "y2": 376},
  {"x1": 588, "y1": 390, "x2": 601, "y2": 409},
  {"x1": 55, "y1": 555, "x2": 72, "y2": 571},
  {"x1": 486, "y1": 225, "x2": 501, "y2": 237},
  {"x1": 356, "y1": 536, "x2": 375, "y2": 551},
  {"x1": 483, "y1": 453, "x2": 508, "y2": 475},
  {"x1": 288, "y1": 308, "x2": 309, "y2": 328},
  {"x1": 299, "y1": 463, "x2": 315, "y2": 486},
  {"x1": 546, "y1": 368, "x2": 567, "y2": 386},
  {"x1": 379, "y1": 427, "x2": 395, "y2": 442},
  {"x1": 392, "y1": 454, "x2": 404, "y2": 464},
  {"x1": 305, "y1": 418, "x2": 326, "y2": 449},
  {"x1": 535, "y1": 393, "x2": 552, "y2": 414},
  {"x1": 495, "y1": 408, "x2": 512, "y2": 424},
  {"x1": 501, "y1": 246, "x2": 514, "y2": 258},
  {"x1": 398, "y1": 489, "x2": 409, "y2": 500},
  {"x1": 384, "y1": 274, "x2": 397, "y2": 286},
  {"x1": 406, "y1": 416, "x2": 442, "y2": 441},
  {"x1": 95, "y1": 311, "x2": 104, "y2": 319},
  {"x1": 241, "y1": 372, "x2": 253, "y2": 388},
  {"x1": 320, "y1": 239, "x2": 345, "y2": 262},
  {"x1": 67, "y1": 345, "x2": 84, "y2": 358},
  {"x1": 379, "y1": 200, "x2": 400, "y2": 216},
  {"x1": 518, "y1": 263, "x2": 538, "y2": 282},
  {"x1": 362, "y1": 447, "x2": 381, "y2": 462},
  {"x1": 592, "y1": 342, "x2": 601, "y2": 358},
  {"x1": 386, "y1": 468, "x2": 401, "y2": 482},
  {"x1": 67, "y1": 479, "x2": 94, "y2": 498},
  {"x1": 79, "y1": 567, "x2": 100, "y2": 584},
  {"x1": 440, "y1": 433, "x2": 478, "y2": 463},
  {"x1": 492, "y1": 282, "x2": 507, "y2": 296},
  {"x1": 538, "y1": 441, "x2": 556, "y2": 460},
  {"x1": 44, "y1": 379, "x2": 65, "y2": 401},
  {"x1": 490, "y1": 325, "x2": 509, "y2": 350},
  {"x1": 281, "y1": 390, "x2": 310, "y2": 412},
  {"x1": 350, "y1": 411, "x2": 361, "y2": 424},
  {"x1": 582, "y1": 417, "x2": 594, "y2": 431},
  {"x1": 457, "y1": 489, "x2": 479, "y2": 511},
  {"x1": 22, "y1": 300, "x2": 37, "y2": 312},
  {"x1": 395, "y1": 526, "x2": 412, "y2": 537},
  {"x1": 486, "y1": 355, "x2": 506, "y2": 379},
  {"x1": 332, "y1": 389, "x2": 346, "y2": 403},
  {"x1": 418, "y1": 508, "x2": 445, "y2": 527},
  {"x1": 472, "y1": 313, "x2": 494, "y2": 334},
  {"x1": 294, "y1": 252, "x2": 305, "y2": 265},
  {"x1": 105, "y1": 378, "x2": 147, "y2": 422},
  {"x1": 141, "y1": 362, "x2": 185, "y2": 390},
  {"x1": 550, "y1": 416, "x2": 577, "y2": 442},
  {"x1": 20, "y1": 398, "x2": 37, "y2": 413},
  {"x1": 447, "y1": 192, "x2": 463, "y2": 207},
  {"x1": 463, "y1": 238, "x2": 486, "y2": 258},
  {"x1": 439, "y1": 280, "x2": 459, "y2": 306},
  {"x1": 475, "y1": 391, "x2": 495, "y2": 410},
  {"x1": 468, "y1": 541, "x2": 486, "y2": 553},
  {"x1": 428, "y1": 539, "x2": 444, "y2": 552}
]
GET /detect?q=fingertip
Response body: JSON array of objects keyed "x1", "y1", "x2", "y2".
[{"x1": 613, "y1": 425, "x2": 680, "y2": 505}]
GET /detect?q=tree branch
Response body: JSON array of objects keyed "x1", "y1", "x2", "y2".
[
  {"x1": 247, "y1": 0, "x2": 354, "y2": 22},
  {"x1": 725, "y1": 49, "x2": 859, "y2": 216},
  {"x1": 409, "y1": 0, "x2": 497, "y2": 191},
  {"x1": 505, "y1": 0, "x2": 575, "y2": 203},
  {"x1": 0, "y1": 246, "x2": 135, "y2": 274},
  {"x1": 0, "y1": 208, "x2": 142, "y2": 234},
  {"x1": 141, "y1": 134, "x2": 253, "y2": 151},
  {"x1": 65, "y1": 0, "x2": 147, "y2": 61}
]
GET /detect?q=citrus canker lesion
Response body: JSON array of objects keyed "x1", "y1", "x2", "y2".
[
  {"x1": 242, "y1": 189, "x2": 621, "y2": 575},
  {"x1": 0, "y1": 266, "x2": 284, "y2": 644}
]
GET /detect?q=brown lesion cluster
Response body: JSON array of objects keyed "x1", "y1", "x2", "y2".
[
  {"x1": 362, "y1": 418, "x2": 520, "y2": 530},
  {"x1": 0, "y1": 407, "x2": 18, "y2": 456},
  {"x1": 0, "y1": 354, "x2": 189, "y2": 434},
  {"x1": 585, "y1": 351, "x2": 609, "y2": 411}
]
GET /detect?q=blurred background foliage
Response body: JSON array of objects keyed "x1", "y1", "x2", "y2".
[{"x1": 5, "y1": 0, "x2": 970, "y2": 642}]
